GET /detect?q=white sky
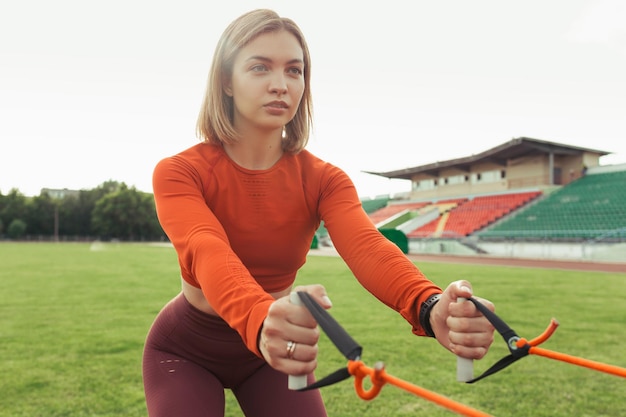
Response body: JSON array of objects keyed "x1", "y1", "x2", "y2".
[{"x1": 1, "y1": 0, "x2": 625, "y2": 199}]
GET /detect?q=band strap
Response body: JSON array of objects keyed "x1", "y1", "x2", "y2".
[
  {"x1": 465, "y1": 297, "x2": 530, "y2": 383},
  {"x1": 293, "y1": 292, "x2": 363, "y2": 391}
]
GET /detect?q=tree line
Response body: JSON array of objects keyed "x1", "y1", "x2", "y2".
[{"x1": 0, "y1": 181, "x2": 165, "y2": 241}]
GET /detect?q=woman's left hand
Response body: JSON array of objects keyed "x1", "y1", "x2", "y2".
[{"x1": 429, "y1": 280, "x2": 495, "y2": 359}]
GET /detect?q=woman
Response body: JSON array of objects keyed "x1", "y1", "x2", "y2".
[{"x1": 143, "y1": 9, "x2": 494, "y2": 417}]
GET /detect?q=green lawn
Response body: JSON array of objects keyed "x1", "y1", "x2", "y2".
[{"x1": 0, "y1": 243, "x2": 624, "y2": 416}]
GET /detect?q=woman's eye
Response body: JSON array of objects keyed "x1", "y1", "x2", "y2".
[
  {"x1": 251, "y1": 64, "x2": 268, "y2": 72},
  {"x1": 288, "y1": 67, "x2": 303, "y2": 75}
]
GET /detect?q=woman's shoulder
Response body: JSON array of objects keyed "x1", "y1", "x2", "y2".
[
  {"x1": 157, "y1": 142, "x2": 224, "y2": 170},
  {"x1": 153, "y1": 142, "x2": 226, "y2": 188},
  {"x1": 289, "y1": 149, "x2": 354, "y2": 190},
  {"x1": 292, "y1": 149, "x2": 342, "y2": 174},
  {"x1": 175, "y1": 142, "x2": 224, "y2": 164}
]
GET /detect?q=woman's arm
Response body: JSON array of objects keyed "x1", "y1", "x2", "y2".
[
  {"x1": 317, "y1": 166, "x2": 441, "y2": 335},
  {"x1": 152, "y1": 155, "x2": 274, "y2": 356}
]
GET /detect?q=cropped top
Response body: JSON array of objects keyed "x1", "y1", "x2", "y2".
[{"x1": 152, "y1": 143, "x2": 442, "y2": 356}]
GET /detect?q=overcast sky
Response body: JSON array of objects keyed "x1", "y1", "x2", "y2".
[{"x1": 1, "y1": 0, "x2": 625, "y2": 198}]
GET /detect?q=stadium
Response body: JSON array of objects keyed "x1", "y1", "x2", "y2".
[
  {"x1": 315, "y1": 137, "x2": 626, "y2": 265},
  {"x1": 3, "y1": 140, "x2": 624, "y2": 416}
]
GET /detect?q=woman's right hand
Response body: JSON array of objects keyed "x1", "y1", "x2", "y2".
[{"x1": 258, "y1": 284, "x2": 332, "y2": 375}]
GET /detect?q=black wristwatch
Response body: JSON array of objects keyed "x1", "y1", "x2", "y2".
[{"x1": 419, "y1": 293, "x2": 441, "y2": 338}]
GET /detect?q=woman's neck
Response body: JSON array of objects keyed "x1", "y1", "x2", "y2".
[{"x1": 223, "y1": 127, "x2": 284, "y2": 170}]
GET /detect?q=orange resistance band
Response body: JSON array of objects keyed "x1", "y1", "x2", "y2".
[
  {"x1": 347, "y1": 360, "x2": 494, "y2": 417},
  {"x1": 529, "y1": 346, "x2": 626, "y2": 378},
  {"x1": 516, "y1": 318, "x2": 626, "y2": 379},
  {"x1": 343, "y1": 319, "x2": 626, "y2": 417}
]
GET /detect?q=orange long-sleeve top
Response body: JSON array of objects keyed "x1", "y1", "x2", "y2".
[{"x1": 153, "y1": 143, "x2": 442, "y2": 357}]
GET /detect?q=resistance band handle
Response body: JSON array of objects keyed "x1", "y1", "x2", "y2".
[
  {"x1": 288, "y1": 292, "x2": 308, "y2": 390},
  {"x1": 295, "y1": 291, "x2": 362, "y2": 361},
  {"x1": 456, "y1": 297, "x2": 474, "y2": 382}
]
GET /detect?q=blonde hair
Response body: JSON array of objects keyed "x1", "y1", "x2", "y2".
[{"x1": 196, "y1": 9, "x2": 313, "y2": 154}]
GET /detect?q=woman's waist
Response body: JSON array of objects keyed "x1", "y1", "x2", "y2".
[{"x1": 181, "y1": 278, "x2": 290, "y2": 316}]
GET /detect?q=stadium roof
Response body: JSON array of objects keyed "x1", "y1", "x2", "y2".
[{"x1": 363, "y1": 137, "x2": 611, "y2": 180}]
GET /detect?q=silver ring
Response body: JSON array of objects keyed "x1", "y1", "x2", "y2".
[{"x1": 286, "y1": 340, "x2": 297, "y2": 359}]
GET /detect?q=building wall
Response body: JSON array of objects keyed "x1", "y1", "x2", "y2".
[
  {"x1": 407, "y1": 152, "x2": 601, "y2": 200},
  {"x1": 408, "y1": 239, "x2": 626, "y2": 263},
  {"x1": 507, "y1": 155, "x2": 549, "y2": 188}
]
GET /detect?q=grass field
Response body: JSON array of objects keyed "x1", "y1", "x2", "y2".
[{"x1": 0, "y1": 242, "x2": 624, "y2": 417}]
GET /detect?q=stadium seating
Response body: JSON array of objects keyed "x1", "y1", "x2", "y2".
[
  {"x1": 361, "y1": 197, "x2": 390, "y2": 214},
  {"x1": 350, "y1": 169, "x2": 626, "y2": 246},
  {"x1": 367, "y1": 201, "x2": 431, "y2": 226},
  {"x1": 477, "y1": 170, "x2": 626, "y2": 240},
  {"x1": 407, "y1": 192, "x2": 541, "y2": 238}
]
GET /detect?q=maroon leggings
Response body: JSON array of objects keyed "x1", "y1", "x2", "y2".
[{"x1": 142, "y1": 293, "x2": 327, "y2": 417}]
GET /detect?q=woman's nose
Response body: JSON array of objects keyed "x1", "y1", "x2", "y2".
[{"x1": 269, "y1": 74, "x2": 288, "y2": 95}]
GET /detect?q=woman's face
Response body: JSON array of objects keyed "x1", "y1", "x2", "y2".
[{"x1": 226, "y1": 30, "x2": 305, "y2": 134}]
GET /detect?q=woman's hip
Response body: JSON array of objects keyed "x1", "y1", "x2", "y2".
[{"x1": 144, "y1": 293, "x2": 264, "y2": 387}]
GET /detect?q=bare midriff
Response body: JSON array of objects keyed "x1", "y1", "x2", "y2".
[{"x1": 181, "y1": 278, "x2": 291, "y2": 316}]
